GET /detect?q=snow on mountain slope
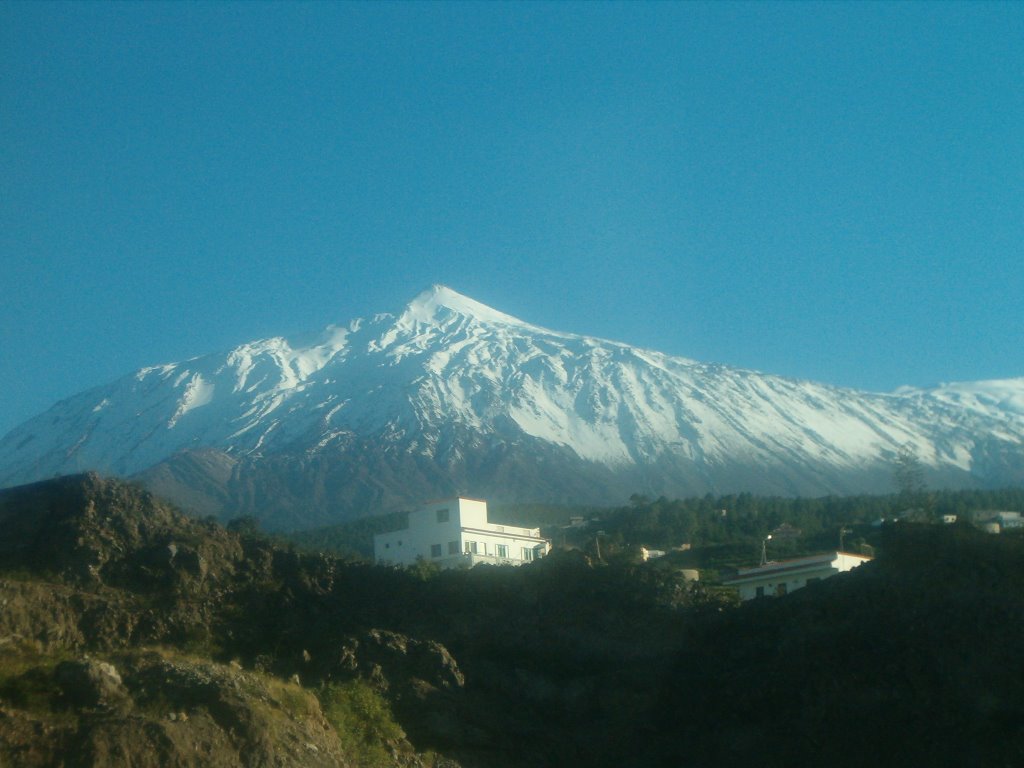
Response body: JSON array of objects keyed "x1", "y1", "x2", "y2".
[{"x1": 1, "y1": 285, "x2": 1022, "y2": 499}]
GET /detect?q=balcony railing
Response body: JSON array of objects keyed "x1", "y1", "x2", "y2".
[{"x1": 439, "y1": 552, "x2": 526, "y2": 568}]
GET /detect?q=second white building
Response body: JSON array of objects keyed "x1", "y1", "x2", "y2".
[
  {"x1": 724, "y1": 551, "x2": 872, "y2": 601},
  {"x1": 374, "y1": 497, "x2": 550, "y2": 568}
]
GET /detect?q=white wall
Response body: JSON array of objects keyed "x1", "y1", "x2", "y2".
[
  {"x1": 732, "y1": 553, "x2": 870, "y2": 600},
  {"x1": 375, "y1": 499, "x2": 464, "y2": 566},
  {"x1": 374, "y1": 498, "x2": 548, "y2": 567},
  {"x1": 456, "y1": 498, "x2": 488, "y2": 528}
]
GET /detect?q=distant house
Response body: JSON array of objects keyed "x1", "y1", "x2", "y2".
[
  {"x1": 724, "y1": 551, "x2": 872, "y2": 601},
  {"x1": 639, "y1": 546, "x2": 666, "y2": 562},
  {"x1": 374, "y1": 497, "x2": 550, "y2": 568},
  {"x1": 974, "y1": 510, "x2": 1024, "y2": 533},
  {"x1": 996, "y1": 512, "x2": 1024, "y2": 530},
  {"x1": 769, "y1": 522, "x2": 802, "y2": 540}
]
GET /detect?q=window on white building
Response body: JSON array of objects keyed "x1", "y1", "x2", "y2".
[
  {"x1": 431, "y1": 544, "x2": 442, "y2": 558},
  {"x1": 496, "y1": 544, "x2": 509, "y2": 558},
  {"x1": 521, "y1": 547, "x2": 534, "y2": 562},
  {"x1": 436, "y1": 508, "x2": 449, "y2": 523},
  {"x1": 465, "y1": 541, "x2": 478, "y2": 554}
]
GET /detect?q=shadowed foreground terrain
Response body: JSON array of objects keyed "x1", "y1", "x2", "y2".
[{"x1": 1, "y1": 474, "x2": 1022, "y2": 766}]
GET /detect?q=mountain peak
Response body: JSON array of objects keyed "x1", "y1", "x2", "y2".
[
  {"x1": 401, "y1": 285, "x2": 531, "y2": 328},
  {"x1": 3, "y1": 285, "x2": 1024, "y2": 524}
]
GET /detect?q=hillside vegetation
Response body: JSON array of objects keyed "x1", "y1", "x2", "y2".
[{"x1": 1, "y1": 474, "x2": 1023, "y2": 766}]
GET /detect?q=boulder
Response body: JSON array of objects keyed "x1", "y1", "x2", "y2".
[
  {"x1": 335, "y1": 629, "x2": 464, "y2": 692},
  {"x1": 54, "y1": 658, "x2": 129, "y2": 711}
]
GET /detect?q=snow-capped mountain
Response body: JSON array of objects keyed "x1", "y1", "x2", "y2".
[{"x1": 2, "y1": 285, "x2": 1022, "y2": 528}]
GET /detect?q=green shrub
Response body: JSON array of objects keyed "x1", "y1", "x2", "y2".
[
  {"x1": 0, "y1": 644, "x2": 72, "y2": 715},
  {"x1": 408, "y1": 556, "x2": 441, "y2": 581},
  {"x1": 317, "y1": 680, "x2": 405, "y2": 767}
]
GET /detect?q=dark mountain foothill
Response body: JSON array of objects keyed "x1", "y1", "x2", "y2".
[{"x1": 1, "y1": 474, "x2": 1023, "y2": 766}]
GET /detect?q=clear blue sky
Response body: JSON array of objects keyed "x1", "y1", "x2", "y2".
[{"x1": 2, "y1": 1, "x2": 1023, "y2": 436}]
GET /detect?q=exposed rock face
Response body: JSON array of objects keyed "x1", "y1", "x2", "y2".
[
  {"x1": 54, "y1": 658, "x2": 129, "y2": 711},
  {"x1": 335, "y1": 630, "x2": 465, "y2": 692}
]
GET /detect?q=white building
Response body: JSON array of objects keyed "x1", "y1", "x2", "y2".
[
  {"x1": 995, "y1": 511, "x2": 1024, "y2": 530},
  {"x1": 974, "y1": 511, "x2": 1024, "y2": 533},
  {"x1": 373, "y1": 497, "x2": 550, "y2": 568},
  {"x1": 724, "y1": 551, "x2": 872, "y2": 601},
  {"x1": 639, "y1": 546, "x2": 666, "y2": 562}
]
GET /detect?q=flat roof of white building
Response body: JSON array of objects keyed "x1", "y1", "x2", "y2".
[{"x1": 724, "y1": 551, "x2": 872, "y2": 586}]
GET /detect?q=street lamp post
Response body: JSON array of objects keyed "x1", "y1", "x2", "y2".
[
  {"x1": 760, "y1": 534, "x2": 772, "y2": 567},
  {"x1": 839, "y1": 527, "x2": 852, "y2": 552}
]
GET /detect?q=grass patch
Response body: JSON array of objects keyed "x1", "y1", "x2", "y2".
[
  {"x1": 0, "y1": 568, "x2": 62, "y2": 583},
  {"x1": 0, "y1": 641, "x2": 74, "y2": 716},
  {"x1": 317, "y1": 680, "x2": 405, "y2": 768}
]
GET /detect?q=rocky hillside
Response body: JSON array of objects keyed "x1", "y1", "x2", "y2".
[
  {"x1": 0, "y1": 474, "x2": 697, "y2": 767},
  {"x1": 0, "y1": 474, "x2": 445, "y2": 767},
  {"x1": 2, "y1": 474, "x2": 1023, "y2": 766},
  {"x1": 652, "y1": 524, "x2": 1024, "y2": 766}
]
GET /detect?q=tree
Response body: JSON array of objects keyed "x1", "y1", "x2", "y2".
[
  {"x1": 226, "y1": 515, "x2": 262, "y2": 537},
  {"x1": 894, "y1": 444, "x2": 925, "y2": 497},
  {"x1": 893, "y1": 443, "x2": 934, "y2": 520}
]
